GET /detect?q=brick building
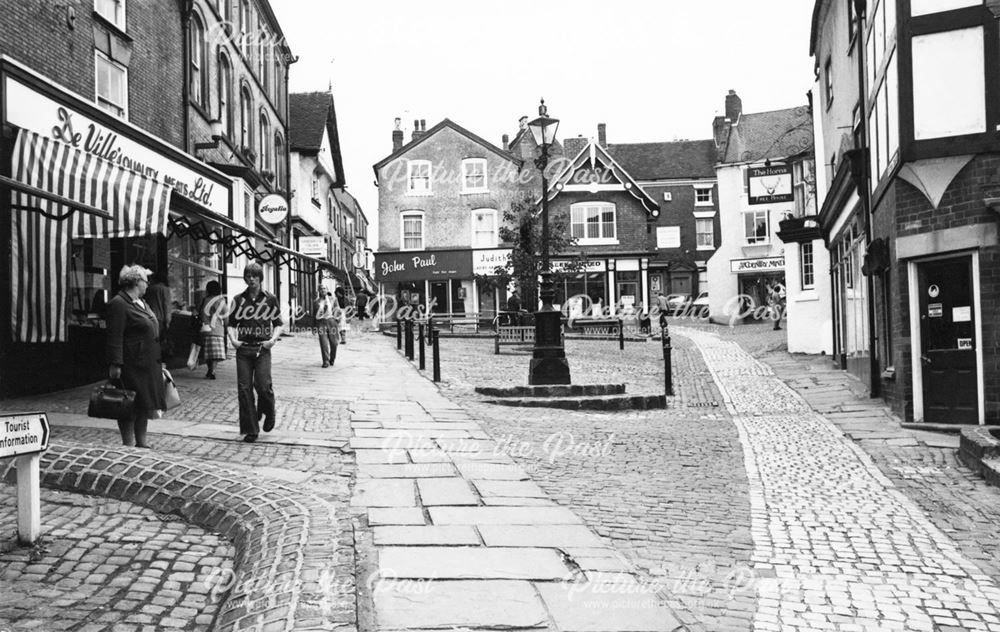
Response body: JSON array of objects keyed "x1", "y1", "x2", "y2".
[
  {"x1": 373, "y1": 118, "x2": 524, "y2": 322},
  {"x1": 0, "y1": 0, "x2": 306, "y2": 395},
  {"x1": 811, "y1": 0, "x2": 999, "y2": 424}
]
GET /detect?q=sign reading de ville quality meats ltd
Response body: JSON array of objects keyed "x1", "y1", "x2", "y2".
[{"x1": 375, "y1": 250, "x2": 473, "y2": 283}]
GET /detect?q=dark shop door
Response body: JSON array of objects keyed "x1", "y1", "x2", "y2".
[{"x1": 917, "y1": 256, "x2": 978, "y2": 424}]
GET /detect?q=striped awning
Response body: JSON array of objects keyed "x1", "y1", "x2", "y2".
[{"x1": 9, "y1": 129, "x2": 172, "y2": 343}]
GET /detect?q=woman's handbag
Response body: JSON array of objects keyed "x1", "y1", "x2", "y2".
[
  {"x1": 186, "y1": 343, "x2": 201, "y2": 370},
  {"x1": 163, "y1": 369, "x2": 181, "y2": 410},
  {"x1": 88, "y1": 380, "x2": 136, "y2": 421}
]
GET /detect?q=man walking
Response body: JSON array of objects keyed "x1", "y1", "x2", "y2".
[
  {"x1": 227, "y1": 262, "x2": 283, "y2": 443},
  {"x1": 314, "y1": 287, "x2": 338, "y2": 367}
]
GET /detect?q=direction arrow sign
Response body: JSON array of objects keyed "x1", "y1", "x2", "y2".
[{"x1": 0, "y1": 412, "x2": 49, "y2": 459}]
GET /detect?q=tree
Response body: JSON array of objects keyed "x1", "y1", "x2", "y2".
[{"x1": 476, "y1": 194, "x2": 587, "y2": 309}]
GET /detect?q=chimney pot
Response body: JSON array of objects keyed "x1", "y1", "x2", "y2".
[
  {"x1": 597, "y1": 123, "x2": 607, "y2": 147},
  {"x1": 420, "y1": 119, "x2": 426, "y2": 131},
  {"x1": 502, "y1": 133, "x2": 509, "y2": 150},
  {"x1": 725, "y1": 90, "x2": 742, "y2": 122}
]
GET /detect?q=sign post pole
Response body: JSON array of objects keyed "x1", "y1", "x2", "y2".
[
  {"x1": 16, "y1": 454, "x2": 41, "y2": 545},
  {"x1": 1, "y1": 412, "x2": 50, "y2": 546}
]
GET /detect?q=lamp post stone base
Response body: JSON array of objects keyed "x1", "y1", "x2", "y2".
[{"x1": 528, "y1": 308, "x2": 571, "y2": 385}]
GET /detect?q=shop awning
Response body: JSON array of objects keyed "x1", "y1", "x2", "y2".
[{"x1": 8, "y1": 129, "x2": 172, "y2": 343}]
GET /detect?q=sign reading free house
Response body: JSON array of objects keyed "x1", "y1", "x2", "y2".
[
  {"x1": 376, "y1": 250, "x2": 473, "y2": 282},
  {"x1": 748, "y1": 164, "x2": 793, "y2": 205}
]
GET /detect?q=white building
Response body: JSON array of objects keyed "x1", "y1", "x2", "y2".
[{"x1": 708, "y1": 91, "x2": 831, "y2": 353}]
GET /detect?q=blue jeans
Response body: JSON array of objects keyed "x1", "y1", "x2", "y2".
[{"x1": 236, "y1": 344, "x2": 274, "y2": 435}]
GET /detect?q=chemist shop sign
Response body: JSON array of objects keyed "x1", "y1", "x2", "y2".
[{"x1": 376, "y1": 250, "x2": 473, "y2": 282}]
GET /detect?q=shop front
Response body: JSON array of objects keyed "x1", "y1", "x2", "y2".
[
  {"x1": 730, "y1": 256, "x2": 785, "y2": 322},
  {"x1": 0, "y1": 60, "x2": 237, "y2": 394},
  {"x1": 375, "y1": 249, "x2": 474, "y2": 320}
]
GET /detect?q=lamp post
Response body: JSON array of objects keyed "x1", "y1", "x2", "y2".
[{"x1": 527, "y1": 99, "x2": 571, "y2": 385}]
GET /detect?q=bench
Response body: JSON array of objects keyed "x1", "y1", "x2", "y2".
[
  {"x1": 429, "y1": 312, "x2": 488, "y2": 333},
  {"x1": 569, "y1": 318, "x2": 623, "y2": 337},
  {"x1": 494, "y1": 325, "x2": 537, "y2": 354}
]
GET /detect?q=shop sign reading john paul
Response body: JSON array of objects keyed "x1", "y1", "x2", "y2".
[{"x1": 4, "y1": 75, "x2": 230, "y2": 216}]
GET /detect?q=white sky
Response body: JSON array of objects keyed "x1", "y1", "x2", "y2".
[{"x1": 270, "y1": 0, "x2": 817, "y2": 247}]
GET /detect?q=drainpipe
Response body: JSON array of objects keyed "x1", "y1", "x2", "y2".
[
  {"x1": 181, "y1": 0, "x2": 192, "y2": 153},
  {"x1": 854, "y1": 0, "x2": 881, "y2": 397},
  {"x1": 284, "y1": 52, "x2": 299, "y2": 318}
]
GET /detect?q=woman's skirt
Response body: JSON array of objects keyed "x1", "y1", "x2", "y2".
[{"x1": 201, "y1": 333, "x2": 226, "y2": 362}]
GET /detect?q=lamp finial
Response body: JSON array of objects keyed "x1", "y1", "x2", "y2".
[{"x1": 539, "y1": 98, "x2": 547, "y2": 117}]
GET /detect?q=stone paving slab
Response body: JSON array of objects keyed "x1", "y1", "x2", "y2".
[
  {"x1": 416, "y1": 478, "x2": 478, "y2": 506},
  {"x1": 352, "y1": 479, "x2": 417, "y2": 508},
  {"x1": 472, "y1": 479, "x2": 548, "y2": 498},
  {"x1": 535, "y1": 582, "x2": 682, "y2": 631},
  {"x1": 378, "y1": 546, "x2": 571, "y2": 580},
  {"x1": 428, "y1": 506, "x2": 584, "y2": 525},
  {"x1": 373, "y1": 580, "x2": 549, "y2": 629},
  {"x1": 373, "y1": 526, "x2": 481, "y2": 546},
  {"x1": 478, "y1": 525, "x2": 607, "y2": 548},
  {"x1": 368, "y1": 508, "x2": 426, "y2": 526},
  {"x1": 359, "y1": 464, "x2": 457, "y2": 479}
]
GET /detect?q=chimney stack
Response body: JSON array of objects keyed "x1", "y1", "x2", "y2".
[
  {"x1": 597, "y1": 123, "x2": 607, "y2": 147},
  {"x1": 725, "y1": 90, "x2": 742, "y2": 122},
  {"x1": 518, "y1": 116, "x2": 528, "y2": 130},
  {"x1": 392, "y1": 118, "x2": 403, "y2": 152},
  {"x1": 411, "y1": 119, "x2": 423, "y2": 142},
  {"x1": 502, "y1": 133, "x2": 509, "y2": 151}
]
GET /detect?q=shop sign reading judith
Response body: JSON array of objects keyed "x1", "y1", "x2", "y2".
[
  {"x1": 375, "y1": 250, "x2": 473, "y2": 282},
  {"x1": 4, "y1": 74, "x2": 230, "y2": 216}
]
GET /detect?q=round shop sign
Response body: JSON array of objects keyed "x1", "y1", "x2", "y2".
[
  {"x1": 928, "y1": 284, "x2": 940, "y2": 298},
  {"x1": 258, "y1": 194, "x2": 289, "y2": 225}
]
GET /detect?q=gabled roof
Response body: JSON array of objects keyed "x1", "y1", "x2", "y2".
[
  {"x1": 608, "y1": 140, "x2": 716, "y2": 180},
  {"x1": 373, "y1": 118, "x2": 520, "y2": 175},
  {"x1": 546, "y1": 141, "x2": 660, "y2": 215},
  {"x1": 719, "y1": 106, "x2": 814, "y2": 165},
  {"x1": 290, "y1": 92, "x2": 346, "y2": 185},
  {"x1": 332, "y1": 187, "x2": 363, "y2": 221}
]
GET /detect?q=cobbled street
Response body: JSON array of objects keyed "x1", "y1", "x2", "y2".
[{"x1": 2, "y1": 322, "x2": 1000, "y2": 631}]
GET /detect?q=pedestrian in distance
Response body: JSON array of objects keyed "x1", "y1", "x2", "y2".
[
  {"x1": 198, "y1": 280, "x2": 226, "y2": 379},
  {"x1": 334, "y1": 286, "x2": 349, "y2": 345},
  {"x1": 145, "y1": 271, "x2": 172, "y2": 362},
  {"x1": 106, "y1": 265, "x2": 164, "y2": 448},
  {"x1": 355, "y1": 289, "x2": 368, "y2": 320},
  {"x1": 314, "y1": 287, "x2": 339, "y2": 368},
  {"x1": 506, "y1": 291, "x2": 522, "y2": 326},
  {"x1": 768, "y1": 283, "x2": 786, "y2": 331},
  {"x1": 227, "y1": 261, "x2": 283, "y2": 443}
]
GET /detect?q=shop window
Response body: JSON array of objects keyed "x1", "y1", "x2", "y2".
[
  {"x1": 69, "y1": 238, "x2": 111, "y2": 326},
  {"x1": 462, "y1": 159, "x2": 488, "y2": 193},
  {"x1": 471, "y1": 209, "x2": 497, "y2": 248},
  {"x1": 696, "y1": 218, "x2": 714, "y2": 249},
  {"x1": 168, "y1": 235, "x2": 223, "y2": 315},
  {"x1": 801, "y1": 242, "x2": 815, "y2": 289},
  {"x1": 401, "y1": 212, "x2": 424, "y2": 250},
  {"x1": 743, "y1": 210, "x2": 769, "y2": 244},
  {"x1": 95, "y1": 0, "x2": 125, "y2": 30},
  {"x1": 95, "y1": 51, "x2": 128, "y2": 118},
  {"x1": 189, "y1": 12, "x2": 208, "y2": 108},
  {"x1": 570, "y1": 202, "x2": 616, "y2": 243},
  {"x1": 408, "y1": 161, "x2": 431, "y2": 194},
  {"x1": 616, "y1": 271, "x2": 639, "y2": 309}
]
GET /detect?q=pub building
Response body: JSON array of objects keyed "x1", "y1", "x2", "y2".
[{"x1": 0, "y1": 59, "x2": 327, "y2": 396}]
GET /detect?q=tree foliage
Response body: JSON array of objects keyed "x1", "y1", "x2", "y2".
[{"x1": 476, "y1": 195, "x2": 588, "y2": 308}]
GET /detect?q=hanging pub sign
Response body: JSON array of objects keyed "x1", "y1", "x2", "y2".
[
  {"x1": 748, "y1": 164, "x2": 793, "y2": 205},
  {"x1": 375, "y1": 250, "x2": 473, "y2": 282},
  {"x1": 258, "y1": 194, "x2": 289, "y2": 225}
]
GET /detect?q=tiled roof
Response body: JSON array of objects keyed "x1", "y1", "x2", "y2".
[
  {"x1": 607, "y1": 140, "x2": 716, "y2": 180},
  {"x1": 289, "y1": 92, "x2": 331, "y2": 152},
  {"x1": 721, "y1": 106, "x2": 814, "y2": 164},
  {"x1": 563, "y1": 137, "x2": 588, "y2": 160},
  {"x1": 373, "y1": 119, "x2": 518, "y2": 172}
]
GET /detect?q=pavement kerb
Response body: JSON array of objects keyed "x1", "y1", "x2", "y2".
[{"x1": 1, "y1": 442, "x2": 355, "y2": 632}]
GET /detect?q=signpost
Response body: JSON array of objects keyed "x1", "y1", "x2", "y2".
[{"x1": 1, "y1": 412, "x2": 50, "y2": 545}]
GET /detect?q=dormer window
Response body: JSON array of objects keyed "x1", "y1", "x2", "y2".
[
  {"x1": 462, "y1": 159, "x2": 488, "y2": 193},
  {"x1": 407, "y1": 160, "x2": 431, "y2": 194}
]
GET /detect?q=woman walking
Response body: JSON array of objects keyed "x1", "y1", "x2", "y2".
[
  {"x1": 199, "y1": 280, "x2": 226, "y2": 379},
  {"x1": 334, "y1": 286, "x2": 349, "y2": 344},
  {"x1": 106, "y1": 265, "x2": 165, "y2": 448}
]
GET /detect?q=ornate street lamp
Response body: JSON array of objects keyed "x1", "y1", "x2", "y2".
[{"x1": 527, "y1": 99, "x2": 571, "y2": 385}]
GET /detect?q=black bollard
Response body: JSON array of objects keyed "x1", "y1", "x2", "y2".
[
  {"x1": 405, "y1": 318, "x2": 414, "y2": 360},
  {"x1": 418, "y1": 322, "x2": 426, "y2": 370},
  {"x1": 396, "y1": 317, "x2": 402, "y2": 350},
  {"x1": 618, "y1": 318, "x2": 625, "y2": 350},
  {"x1": 662, "y1": 323, "x2": 674, "y2": 396},
  {"x1": 432, "y1": 329, "x2": 441, "y2": 383}
]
